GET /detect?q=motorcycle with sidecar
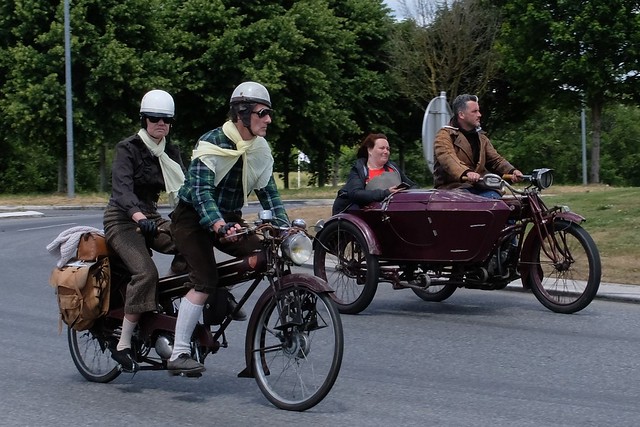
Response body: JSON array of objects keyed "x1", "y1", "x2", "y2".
[{"x1": 313, "y1": 168, "x2": 601, "y2": 315}]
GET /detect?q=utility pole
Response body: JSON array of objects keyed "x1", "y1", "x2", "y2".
[{"x1": 64, "y1": 0, "x2": 75, "y2": 198}]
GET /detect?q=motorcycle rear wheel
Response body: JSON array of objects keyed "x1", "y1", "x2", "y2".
[
  {"x1": 524, "y1": 220, "x2": 601, "y2": 314},
  {"x1": 68, "y1": 324, "x2": 121, "y2": 383},
  {"x1": 313, "y1": 221, "x2": 379, "y2": 314},
  {"x1": 249, "y1": 287, "x2": 344, "y2": 411}
]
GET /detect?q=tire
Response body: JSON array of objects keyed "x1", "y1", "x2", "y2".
[
  {"x1": 524, "y1": 220, "x2": 601, "y2": 314},
  {"x1": 249, "y1": 287, "x2": 344, "y2": 411},
  {"x1": 313, "y1": 221, "x2": 379, "y2": 314},
  {"x1": 68, "y1": 323, "x2": 121, "y2": 383},
  {"x1": 412, "y1": 282, "x2": 457, "y2": 302}
]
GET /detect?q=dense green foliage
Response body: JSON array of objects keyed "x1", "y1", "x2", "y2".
[{"x1": 1, "y1": 0, "x2": 639, "y2": 194}]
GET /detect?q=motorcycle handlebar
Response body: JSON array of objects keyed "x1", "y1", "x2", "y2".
[
  {"x1": 218, "y1": 227, "x2": 251, "y2": 244},
  {"x1": 461, "y1": 174, "x2": 513, "y2": 182}
]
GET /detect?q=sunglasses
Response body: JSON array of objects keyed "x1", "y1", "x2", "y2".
[
  {"x1": 251, "y1": 108, "x2": 274, "y2": 119},
  {"x1": 146, "y1": 116, "x2": 174, "y2": 124}
]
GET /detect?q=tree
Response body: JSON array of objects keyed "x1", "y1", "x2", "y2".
[
  {"x1": 0, "y1": 0, "x2": 181, "y2": 193},
  {"x1": 387, "y1": 0, "x2": 502, "y2": 107},
  {"x1": 496, "y1": 0, "x2": 640, "y2": 183},
  {"x1": 0, "y1": 0, "x2": 408, "y2": 192}
]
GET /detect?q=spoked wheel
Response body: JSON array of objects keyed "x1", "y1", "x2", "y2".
[
  {"x1": 68, "y1": 321, "x2": 121, "y2": 383},
  {"x1": 412, "y1": 281, "x2": 457, "y2": 302},
  {"x1": 523, "y1": 220, "x2": 601, "y2": 314},
  {"x1": 250, "y1": 287, "x2": 343, "y2": 411},
  {"x1": 313, "y1": 221, "x2": 379, "y2": 314}
]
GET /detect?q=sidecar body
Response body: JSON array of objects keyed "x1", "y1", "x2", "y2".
[{"x1": 325, "y1": 189, "x2": 512, "y2": 263}]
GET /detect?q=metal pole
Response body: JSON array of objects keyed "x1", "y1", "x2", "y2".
[
  {"x1": 64, "y1": 0, "x2": 75, "y2": 198},
  {"x1": 297, "y1": 151, "x2": 301, "y2": 188},
  {"x1": 581, "y1": 108, "x2": 587, "y2": 185}
]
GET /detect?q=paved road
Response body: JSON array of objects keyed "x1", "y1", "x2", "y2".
[{"x1": 2, "y1": 210, "x2": 640, "y2": 426}]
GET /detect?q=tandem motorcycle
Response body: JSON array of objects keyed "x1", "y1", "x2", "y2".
[
  {"x1": 62, "y1": 211, "x2": 343, "y2": 412},
  {"x1": 313, "y1": 168, "x2": 601, "y2": 315}
]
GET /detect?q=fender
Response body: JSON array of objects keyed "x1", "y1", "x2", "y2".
[
  {"x1": 519, "y1": 215, "x2": 583, "y2": 288},
  {"x1": 238, "y1": 273, "x2": 334, "y2": 378},
  {"x1": 314, "y1": 213, "x2": 382, "y2": 255}
]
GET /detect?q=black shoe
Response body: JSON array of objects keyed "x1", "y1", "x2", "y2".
[
  {"x1": 111, "y1": 348, "x2": 138, "y2": 373},
  {"x1": 167, "y1": 353, "x2": 206, "y2": 376},
  {"x1": 227, "y1": 294, "x2": 247, "y2": 321}
]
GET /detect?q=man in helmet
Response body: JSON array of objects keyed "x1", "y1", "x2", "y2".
[
  {"x1": 103, "y1": 89, "x2": 186, "y2": 372},
  {"x1": 167, "y1": 81, "x2": 289, "y2": 375}
]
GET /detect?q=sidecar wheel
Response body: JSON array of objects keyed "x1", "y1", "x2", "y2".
[
  {"x1": 68, "y1": 322, "x2": 121, "y2": 383},
  {"x1": 313, "y1": 221, "x2": 378, "y2": 314},
  {"x1": 524, "y1": 220, "x2": 601, "y2": 314},
  {"x1": 412, "y1": 282, "x2": 457, "y2": 302}
]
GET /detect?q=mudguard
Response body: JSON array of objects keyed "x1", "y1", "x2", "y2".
[
  {"x1": 314, "y1": 213, "x2": 382, "y2": 255},
  {"x1": 519, "y1": 214, "x2": 584, "y2": 288},
  {"x1": 238, "y1": 273, "x2": 334, "y2": 378}
]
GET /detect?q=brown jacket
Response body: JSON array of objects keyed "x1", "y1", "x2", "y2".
[{"x1": 432, "y1": 126, "x2": 515, "y2": 189}]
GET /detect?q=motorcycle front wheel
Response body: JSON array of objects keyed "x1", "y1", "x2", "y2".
[
  {"x1": 523, "y1": 220, "x2": 601, "y2": 314},
  {"x1": 249, "y1": 287, "x2": 344, "y2": 411},
  {"x1": 68, "y1": 322, "x2": 121, "y2": 383},
  {"x1": 313, "y1": 220, "x2": 379, "y2": 314}
]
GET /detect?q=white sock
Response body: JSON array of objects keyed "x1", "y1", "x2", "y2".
[
  {"x1": 170, "y1": 298, "x2": 203, "y2": 361},
  {"x1": 116, "y1": 318, "x2": 137, "y2": 351}
]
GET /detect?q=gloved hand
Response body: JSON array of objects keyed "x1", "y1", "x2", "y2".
[
  {"x1": 138, "y1": 219, "x2": 158, "y2": 240},
  {"x1": 216, "y1": 222, "x2": 238, "y2": 239}
]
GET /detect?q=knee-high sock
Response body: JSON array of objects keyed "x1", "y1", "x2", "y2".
[
  {"x1": 170, "y1": 298, "x2": 203, "y2": 361},
  {"x1": 117, "y1": 317, "x2": 137, "y2": 351}
]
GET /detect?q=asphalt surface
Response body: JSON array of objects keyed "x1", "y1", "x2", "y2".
[{"x1": 2, "y1": 204, "x2": 638, "y2": 305}]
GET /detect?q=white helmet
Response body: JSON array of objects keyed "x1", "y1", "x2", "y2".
[
  {"x1": 230, "y1": 82, "x2": 271, "y2": 108},
  {"x1": 140, "y1": 89, "x2": 175, "y2": 117}
]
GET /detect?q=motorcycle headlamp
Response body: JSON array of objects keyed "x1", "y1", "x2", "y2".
[
  {"x1": 281, "y1": 233, "x2": 313, "y2": 265},
  {"x1": 531, "y1": 168, "x2": 554, "y2": 190}
]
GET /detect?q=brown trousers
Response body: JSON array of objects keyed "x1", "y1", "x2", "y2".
[
  {"x1": 170, "y1": 201, "x2": 261, "y2": 293},
  {"x1": 103, "y1": 205, "x2": 177, "y2": 314}
]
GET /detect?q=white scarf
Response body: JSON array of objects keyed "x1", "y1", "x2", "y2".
[
  {"x1": 138, "y1": 129, "x2": 185, "y2": 207},
  {"x1": 191, "y1": 121, "x2": 273, "y2": 206}
]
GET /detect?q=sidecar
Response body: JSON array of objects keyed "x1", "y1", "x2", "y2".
[{"x1": 313, "y1": 188, "x2": 513, "y2": 313}]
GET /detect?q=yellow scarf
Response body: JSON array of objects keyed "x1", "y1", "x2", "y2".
[
  {"x1": 191, "y1": 121, "x2": 273, "y2": 206},
  {"x1": 137, "y1": 129, "x2": 185, "y2": 207}
]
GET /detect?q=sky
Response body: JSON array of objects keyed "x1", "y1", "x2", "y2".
[{"x1": 384, "y1": 0, "x2": 403, "y2": 17}]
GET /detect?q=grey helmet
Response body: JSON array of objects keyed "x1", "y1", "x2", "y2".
[{"x1": 230, "y1": 81, "x2": 271, "y2": 108}]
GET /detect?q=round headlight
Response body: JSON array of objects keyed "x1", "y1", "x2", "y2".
[
  {"x1": 281, "y1": 233, "x2": 313, "y2": 265},
  {"x1": 532, "y1": 168, "x2": 554, "y2": 190}
]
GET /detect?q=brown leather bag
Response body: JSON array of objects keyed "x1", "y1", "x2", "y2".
[
  {"x1": 76, "y1": 233, "x2": 109, "y2": 262},
  {"x1": 49, "y1": 257, "x2": 111, "y2": 332}
]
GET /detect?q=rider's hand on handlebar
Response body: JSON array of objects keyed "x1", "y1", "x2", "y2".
[
  {"x1": 464, "y1": 171, "x2": 481, "y2": 183},
  {"x1": 510, "y1": 169, "x2": 524, "y2": 183},
  {"x1": 214, "y1": 221, "x2": 241, "y2": 242}
]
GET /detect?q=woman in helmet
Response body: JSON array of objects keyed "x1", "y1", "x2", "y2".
[
  {"x1": 103, "y1": 89, "x2": 186, "y2": 372},
  {"x1": 166, "y1": 81, "x2": 289, "y2": 375}
]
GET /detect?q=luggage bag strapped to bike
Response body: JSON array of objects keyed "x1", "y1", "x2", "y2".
[{"x1": 49, "y1": 233, "x2": 111, "y2": 332}]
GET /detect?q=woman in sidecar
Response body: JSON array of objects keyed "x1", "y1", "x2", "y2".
[{"x1": 332, "y1": 133, "x2": 417, "y2": 215}]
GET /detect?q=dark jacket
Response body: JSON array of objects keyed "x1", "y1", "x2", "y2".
[
  {"x1": 332, "y1": 158, "x2": 416, "y2": 215},
  {"x1": 107, "y1": 133, "x2": 185, "y2": 218}
]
